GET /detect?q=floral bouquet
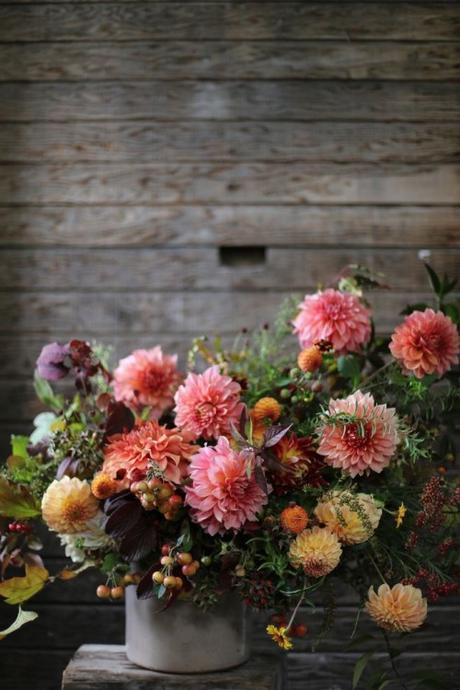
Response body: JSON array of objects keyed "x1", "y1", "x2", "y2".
[{"x1": 0, "y1": 265, "x2": 459, "y2": 687}]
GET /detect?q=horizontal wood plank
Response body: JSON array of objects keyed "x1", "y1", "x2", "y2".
[
  {"x1": 1, "y1": 3, "x2": 458, "y2": 42},
  {"x1": 0, "y1": 42, "x2": 458, "y2": 81},
  {"x1": 1, "y1": 163, "x2": 458, "y2": 205},
  {"x1": 0, "y1": 649, "x2": 70, "y2": 690},
  {"x1": 0, "y1": 122, "x2": 457, "y2": 162},
  {"x1": 2, "y1": 81, "x2": 459, "y2": 122},
  {"x1": 1, "y1": 206, "x2": 460, "y2": 248},
  {"x1": 1, "y1": 247, "x2": 457, "y2": 291}
]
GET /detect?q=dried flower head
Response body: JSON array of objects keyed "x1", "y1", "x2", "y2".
[
  {"x1": 91, "y1": 472, "x2": 120, "y2": 500},
  {"x1": 252, "y1": 397, "x2": 282, "y2": 423},
  {"x1": 297, "y1": 346, "x2": 323, "y2": 373}
]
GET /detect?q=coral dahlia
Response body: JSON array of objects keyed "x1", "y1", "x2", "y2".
[
  {"x1": 289, "y1": 525, "x2": 342, "y2": 577},
  {"x1": 185, "y1": 436, "x2": 268, "y2": 535},
  {"x1": 366, "y1": 583, "x2": 427, "y2": 632},
  {"x1": 103, "y1": 420, "x2": 197, "y2": 486},
  {"x1": 318, "y1": 390, "x2": 399, "y2": 477},
  {"x1": 174, "y1": 365, "x2": 244, "y2": 440},
  {"x1": 314, "y1": 490, "x2": 382, "y2": 544},
  {"x1": 293, "y1": 289, "x2": 371, "y2": 354},
  {"x1": 390, "y1": 309, "x2": 459, "y2": 379},
  {"x1": 113, "y1": 346, "x2": 181, "y2": 418},
  {"x1": 41, "y1": 476, "x2": 99, "y2": 534}
]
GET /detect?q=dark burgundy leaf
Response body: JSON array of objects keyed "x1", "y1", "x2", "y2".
[
  {"x1": 104, "y1": 401, "x2": 135, "y2": 439},
  {"x1": 263, "y1": 424, "x2": 292, "y2": 448},
  {"x1": 118, "y1": 514, "x2": 159, "y2": 561},
  {"x1": 136, "y1": 564, "x2": 157, "y2": 599},
  {"x1": 254, "y1": 465, "x2": 268, "y2": 494}
]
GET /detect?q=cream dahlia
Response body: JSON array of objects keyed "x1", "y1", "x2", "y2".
[
  {"x1": 174, "y1": 365, "x2": 244, "y2": 440},
  {"x1": 390, "y1": 309, "x2": 459, "y2": 379},
  {"x1": 59, "y1": 513, "x2": 114, "y2": 563},
  {"x1": 113, "y1": 346, "x2": 182, "y2": 417},
  {"x1": 185, "y1": 436, "x2": 268, "y2": 535},
  {"x1": 289, "y1": 525, "x2": 342, "y2": 577},
  {"x1": 366, "y1": 583, "x2": 427, "y2": 632},
  {"x1": 314, "y1": 490, "x2": 382, "y2": 544},
  {"x1": 102, "y1": 420, "x2": 197, "y2": 486},
  {"x1": 293, "y1": 289, "x2": 371, "y2": 354},
  {"x1": 41, "y1": 476, "x2": 99, "y2": 534},
  {"x1": 318, "y1": 390, "x2": 399, "y2": 477}
]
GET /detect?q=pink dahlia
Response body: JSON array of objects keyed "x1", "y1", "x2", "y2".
[
  {"x1": 390, "y1": 309, "x2": 459, "y2": 379},
  {"x1": 185, "y1": 436, "x2": 268, "y2": 535},
  {"x1": 102, "y1": 420, "x2": 197, "y2": 486},
  {"x1": 293, "y1": 289, "x2": 371, "y2": 354},
  {"x1": 318, "y1": 390, "x2": 399, "y2": 477},
  {"x1": 174, "y1": 365, "x2": 244, "y2": 440},
  {"x1": 113, "y1": 346, "x2": 181, "y2": 418}
]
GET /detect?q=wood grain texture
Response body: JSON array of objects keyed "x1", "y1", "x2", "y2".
[
  {"x1": 2, "y1": 81, "x2": 460, "y2": 122},
  {"x1": 2, "y1": 206, "x2": 460, "y2": 248},
  {"x1": 0, "y1": 290, "x2": 437, "y2": 337},
  {"x1": 0, "y1": 122, "x2": 458, "y2": 162},
  {"x1": 61, "y1": 646, "x2": 282, "y2": 690},
  {"x1": 1, "y1": 41, "x2": 458, "y2": 81},
  {"x1": 1, "y1": 3, "x2": 459, "y2": 42},
  {"x1": 1, "y1": 163, "x2": 458, "y2": 205},
  {"x1": 1, "y1": 247, "x2": 458, "y2": 291}
]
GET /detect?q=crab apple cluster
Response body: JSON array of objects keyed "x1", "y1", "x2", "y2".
[
  {"x1": 130, "y1": 478, "x2": 183, "y2": 520},
  {"x1": 96, "y1": 573, "x2": 141, "y2": 601},
  {"x1": 151, "y1": 545, "x2": 201, "y2": 591},
  {"x1": 8, "y1": 521, "x2": 32, "y2": 534}
]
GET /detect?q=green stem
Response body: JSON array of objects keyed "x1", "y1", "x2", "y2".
[
  {"x1": 361, "y1": 360, "x2": 394, "y2": 390},
  {"x1": 382, "y1": 630, "x2": 410, "y2": 690}
]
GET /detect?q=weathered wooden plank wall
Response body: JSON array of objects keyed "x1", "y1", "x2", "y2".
[{"x1": 0, "y1": 2, "x2": 459, "y2": 689}]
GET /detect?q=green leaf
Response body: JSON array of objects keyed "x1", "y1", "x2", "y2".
[
  {"x1": 179, "y1": 519, "x2": 193, "y2": 552},
  {"x1": 414, "y1": 670, "x2": 451, "y2": 690},
  {"x1": 424, "y1": 263, "x2": 441, "y2": 296},
  {"x1": 400, "y1": 302, "x2": 429, "y2": 316},
  {"x1": 101, "y1": 553, "x2": 119, "y2": 574},
  {"x1": 33, "y1": 373, "x2": 64, "y2": 412},
  {"x1": 337, "y1": 355, "x2": 361, "y2": 387},
  {"x1": 352, "y1": 651, "x2": 374, "y2": 689},
  {"x1": 0, "y1": 565, "x2": 49, "y2": 605},
  {"x1": 157, "y1": 584, "x2": 166, "y2": 599},
  {"x1": 0, "y1": 607, "x2": 38, "y2": 640},
  {"x1": 0, "y1": 477, "x2": 41, "y2": 519},
  {"x1": 443, "y1": 303, "x2": 460, "y2": 325},
  {"x1": 10, "y1": 435, "x2": 30, "y2": 459}
]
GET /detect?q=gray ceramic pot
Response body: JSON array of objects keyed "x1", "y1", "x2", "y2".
[{"x1": 125, "y1": 586, "x2": 251, "y2": 673}]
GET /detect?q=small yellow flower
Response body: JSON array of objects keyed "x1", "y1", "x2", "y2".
[
  {"x1": 266, "y1": 624, "x2": 293, "y2": 650},
  {"x1": 395, "y1": 502, "x2": 407, "y2": 528}
]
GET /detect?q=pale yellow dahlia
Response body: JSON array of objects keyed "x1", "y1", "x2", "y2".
[
  {"x1": 289, "y1": 525, "x2": 342, "y2": 577},
  {"x1": 41, "y1": 476, "x2": 99, "y2": 534},
  {"x1": 314, "y1": 491, "x2": 382, "y2": 545},
  {"x1": 366, "y1": 583, "x2": 427, "y2": 633}
]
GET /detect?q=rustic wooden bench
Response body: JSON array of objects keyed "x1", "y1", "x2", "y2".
[{"x1": 61, "y1": 644, "x2": 283, "y2": 689}]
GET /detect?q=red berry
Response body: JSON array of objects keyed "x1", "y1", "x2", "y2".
[
  {"x1": 292, "y1": 623, "x2": 308, "y2": 637},
  {"x1": 161, "y1": 544, "x2": 171, "y2": 556}
]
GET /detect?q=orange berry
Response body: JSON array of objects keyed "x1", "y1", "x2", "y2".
[
  {"x1": 96, "y1": 584, "x2": 111, "y2": 599},
  {"x1": 175, "y1": 577, "x2": 184, "y2": 590},
  {"x1": 177, "y1": 552, "x2": 193, "y2": 565},
  {"x1": 110, "y1": 586, "x2": 125, "y2": 600},
  {"x1": 160, "y1": 556, "x2": 174, "y2": 567},
  {"x1": 181, "y1": 564, "x2": 196, "y2": 577},
  {"x1": 152, "y1": 571, "x2": 164, "y2": 585},
  {"x1": 158, "y1": 485, "x2": 173, "y2": 500},
  {"x1": 91, "y1": 472, "x2": 119, "y2": 500},
  {"x1": 280, "y1": 505, "x2": 309, "y2": 534},
  {"x1": 123, "y1": 573, "x2": 135, "y2": 585},
  {"x1": 168, "y1": 494, "x2": 183, "y2": 508},
  {"x1": 164, "y1": 575, "x2": 177, "y2": 589},
  {"x1": 297, "y1": 346, "x2": 323, "y2": 373},
  {"x1": 292, "y1": 623, "x2": 308, "y2": 637},
  {"x1": 252, "y1": 397, "x2": 282, "y2": 423}
]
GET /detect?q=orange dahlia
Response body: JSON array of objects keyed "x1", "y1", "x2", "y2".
[
  {"x1": 390, "y1": 309, "x2": 459, "y2": 379},
  {"x1": 289, "y1": 526, "x2": 342, "y2": 578},
  {"x1": 280, "y1": 505, "x2": 309, "y2": 534},
  {"x1": 41, "y1": 476, "x2": 99, "y2": 534},
  {"x1": 271, "y1": 433, "x2": 325, "y2": 492},
  {"x1": 103, "y1": 420, "x2": 197, "y2": 486},
  {"x1": 366, "y1": 583, "x2": 427, "y2": 632}
]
